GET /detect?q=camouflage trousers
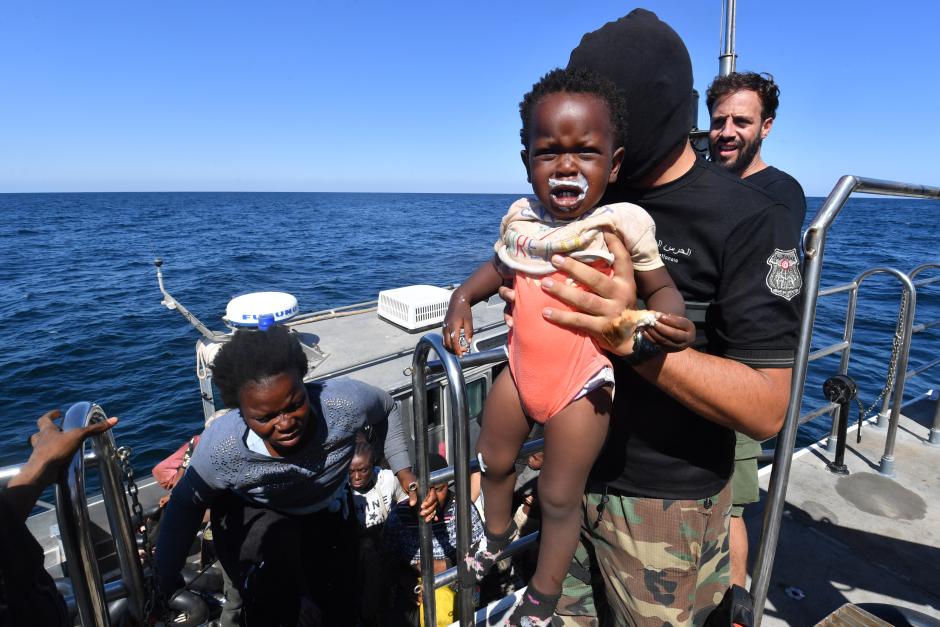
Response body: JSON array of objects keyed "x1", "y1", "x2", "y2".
[{"x1": 552, "y1": 483, "x2": 732, "y2": 627}]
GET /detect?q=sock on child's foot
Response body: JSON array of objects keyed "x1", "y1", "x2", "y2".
[
  {"x1": 507, "y1": 585, "x2": 560, "y2": 627},
  {"x1": 460, "y1": 521, "x2": 516, "y2": 584}
]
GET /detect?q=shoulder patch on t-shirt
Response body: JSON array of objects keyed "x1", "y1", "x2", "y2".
[{"x1": 765, "y1": 248, "x2": 802, "y2": 300}]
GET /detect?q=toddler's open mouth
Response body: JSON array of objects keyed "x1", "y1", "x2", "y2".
[{"x1": 548, "y1": 173, "x2": 589, "y2": 211}]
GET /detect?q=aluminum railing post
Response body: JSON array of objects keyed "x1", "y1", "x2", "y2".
[
  {"x1": 751, "y1": 175, "x2": 940, "y2": 625},
  {"x1": 411, "y1": 338, "x2": 437, "y2": 627},
  {"x1": 830, "y1": 283, "x2": 860, "y2": 449},
  {"x1": 91, "y1": 406, "x2": 147, "y2": 623},
  {"x1": 434, "y1": 335, "x2": 476, "y2": 626},
  {"x1": 930, "y1": 391, "x2": 940, "y2": 446},
  {"x1": 879, "y1": 275, "x2": 917, "y2": 476},
  {"x1": 750, "y1": 175, "x2": 856, "y2": 625},
  {"x1": 56, "y1": 402, "x2": 112, "y2": 627},
  {"x1": 908, "y1": 263, "x2": 940, "y2": 446},
  {"x1": 413, "y1": 338, "x2": 502, "y2": 625}
]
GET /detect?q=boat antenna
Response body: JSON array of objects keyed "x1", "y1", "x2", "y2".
[
  {"x1": 153, "y1": 258, "x2": 227, "y2": 341},
  {"x1": 718, "y1": 0, "x2": 737, "y2": 77}
]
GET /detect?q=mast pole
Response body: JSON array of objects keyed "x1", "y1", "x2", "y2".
[{"x1": 719, "y1": 0, "x2": 737, "y2": 77}]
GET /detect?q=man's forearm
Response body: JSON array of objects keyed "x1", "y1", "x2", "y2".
[{"x1": 633, "y1": 349, "x2": 791, "y2": 440}]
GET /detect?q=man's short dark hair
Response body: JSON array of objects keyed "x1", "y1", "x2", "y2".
[
  {"x1": 519, "y1": 67, "x2": 627, "y2": 150},
  {"x1": 211, "y1": 325, "x2": 309, "y2": 407},
  {"x1": 706, "y1": 72, "x2": 780, "y2": 121}
]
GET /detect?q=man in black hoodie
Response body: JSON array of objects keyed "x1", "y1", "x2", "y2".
[{"x1": 518, "y1": 10, "x2": 802, "y2": 625}]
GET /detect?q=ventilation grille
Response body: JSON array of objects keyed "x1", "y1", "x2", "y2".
[{"x1": 377, "y1": 285, "x2": 453, "y2": 331}]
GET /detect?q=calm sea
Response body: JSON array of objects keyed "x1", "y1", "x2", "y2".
[{"x1": 1, "y1": 193, "x2": 937, "y2": 476}]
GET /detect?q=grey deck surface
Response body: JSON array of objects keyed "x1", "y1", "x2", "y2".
[
  {"x1": 747, "y1": 394, "x2": 940, "y2": 625},
  {"x1": 290, "y1": 293, "x2": 508, "y2": 395}
]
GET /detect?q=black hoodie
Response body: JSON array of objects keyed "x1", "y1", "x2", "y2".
[{"x1": 568, "y1": 8, "x2": 693, "y2": 184}]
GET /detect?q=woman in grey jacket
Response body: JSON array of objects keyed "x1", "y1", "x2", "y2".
[{"x1": 156, "y1": 325, "x2": 428, "y2": 625}]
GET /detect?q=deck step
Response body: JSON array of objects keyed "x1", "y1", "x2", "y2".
[{"x1": 815, "y1": 603, "x2": 892, "y2": 627}]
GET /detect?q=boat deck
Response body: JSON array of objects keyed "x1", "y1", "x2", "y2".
[
  {"x1": 749, "y1": 393, "x2": 940, "y2": 625},
  {"x1": 287, "y1": 292, "x2": 508, "y2": 395}
]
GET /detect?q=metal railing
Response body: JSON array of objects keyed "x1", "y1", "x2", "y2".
[
  {"x1": 0, "y1": 451, "x2": 99, "y2": 489},
  {"x1": 411, "y1": 340, "x2": 546, "y2": 626},
  {"x1": 55, "y1": 402, "x2": 147, "y2": 627},
  {"x1": 781, "y1": 259, "x2": 940, "y2": 476},
  {"x1": 750, "y1": 175, "x2": 940, "y2": 625},
  {"x1": 809, "y1": 268, "x2": 916, "y2": 476},
  {"x1": 906, "y1": 263, "x2": 940, "y2": 445}
]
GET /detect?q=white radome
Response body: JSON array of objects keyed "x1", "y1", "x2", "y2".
[{"x1": 223, "y1": 292, "x2": 299, "y2": 327}]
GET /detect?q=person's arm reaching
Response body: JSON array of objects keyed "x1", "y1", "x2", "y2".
[
  {"x1": 8, "y1": 409, "x2": 117, "y2": 521},
  {"x1": 154, "y1": 469, "x2": 213, "y2": 595},
  {"x1": 1, "y1": 409, "x2": 89, "y2": 627},
  {"x1": 366, "y1": 387, "x2": 439, "y2": 522}
]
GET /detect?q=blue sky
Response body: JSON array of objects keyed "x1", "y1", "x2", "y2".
[{"x1": 1, "y1": 1, "x2": 937, "y2": 196}]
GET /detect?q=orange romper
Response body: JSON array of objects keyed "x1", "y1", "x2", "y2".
[{"x1": 495, "y1": 198, "x2": 664, "y2": 423}]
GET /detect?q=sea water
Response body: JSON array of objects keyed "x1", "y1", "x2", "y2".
[{"x1": 1, "y1": 193, "x2": 937, "y2": 476}]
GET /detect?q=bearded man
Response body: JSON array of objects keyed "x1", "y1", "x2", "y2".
[{"x1": 707, "y1": 71, "x2": 807, "y2": 589}]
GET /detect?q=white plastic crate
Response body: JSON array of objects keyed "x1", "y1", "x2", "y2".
[{"x1": 377, "y1": 285, "x2": 452, "y2": 330}]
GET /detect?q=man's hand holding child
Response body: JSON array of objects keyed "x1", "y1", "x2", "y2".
[{"x1": 503, "y1": 232, "x2": 695, "y2": 357}]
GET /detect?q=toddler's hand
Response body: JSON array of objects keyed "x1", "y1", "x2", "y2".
[
  {"x1": 442, "y1": 291, "x2": 473, "y2": 356},
  {"x1": 643, "y1": 313, "x2": 695, "y2": 352}
]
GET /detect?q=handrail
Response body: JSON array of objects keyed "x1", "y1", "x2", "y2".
[
  {"x1": 412, "y1": 341, "x2": 507, "y2": 626},
  {"x1": 816, "y1": 268, "x2": 916, "y2": 476},
  {"x1": 781, "y1": 260, "x2": 938, "y2": 469},
  {"x1": 55, "y1": 402, "x2": 147, "y2": 627},
  {"x1": 867, "y1": 270, "x2": 917, "y2": 476},
  {"x1": 411, "y1": 342, "x2": 545, "y2": 625},
  {"x1": 774, "y1": 267, "x2": 912, "y2": 452},
  {"x1": 0, "y1": 452, "x2": 100, "y2": 488},
  {"x1": 908, "y1": 263, "x2": 940, "y2": 446},
  {"x1": 751, "y1": 175, "x2": 940, "y2": 625}
]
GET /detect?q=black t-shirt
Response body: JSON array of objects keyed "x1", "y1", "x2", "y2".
[
  {"x1": 591, "y1": 156, "x2": 802, "y2": 499},
  {"x1": 745, "y1": 165, "x2": 807, "y2": 234}
]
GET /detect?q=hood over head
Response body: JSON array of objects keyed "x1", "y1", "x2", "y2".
[{"x1": 567, "y1": 8, "x2": 693, "y2": 183}]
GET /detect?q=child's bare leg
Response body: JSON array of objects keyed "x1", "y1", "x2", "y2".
[
  {"x1": 530, "y1": 386, "x2": 611, "y2": 596},
  {"x1": 477, "y1": 368, "x2": 531, "y2": 534},
  {"x1": 462, "y1": 368, "x2": 531, "y2": 583}
]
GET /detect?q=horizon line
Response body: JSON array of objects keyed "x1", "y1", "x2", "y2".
[{"x1": 0, "y1": 189, "x2": 532, "y2": 196}]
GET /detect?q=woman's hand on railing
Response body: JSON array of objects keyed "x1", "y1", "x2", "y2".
[{"x1": 397, "y1": 468, "x2": 439, "y2": 522}]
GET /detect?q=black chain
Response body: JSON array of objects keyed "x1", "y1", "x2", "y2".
[
  {"x1": 852, "y1": 291, "x2": 908, "y2": 443},
  {"x1": 116, "y1": 446, "x2": 165, "y2": 623}
]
